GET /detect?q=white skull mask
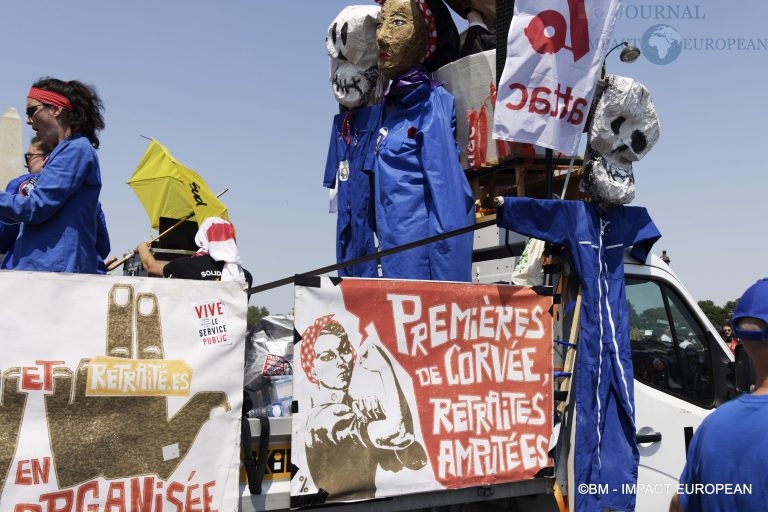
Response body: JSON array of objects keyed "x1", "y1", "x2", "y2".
[{"x1": 327, "y1": 5, "x2": 384, "y2": 109}]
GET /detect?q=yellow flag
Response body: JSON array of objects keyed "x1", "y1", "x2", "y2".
[{"x1": 128, "y1": 139, "x2": 228, "y2": 229}]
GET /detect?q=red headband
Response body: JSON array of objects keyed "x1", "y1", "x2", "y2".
[
  {"x1": 413, "y1": 0, "x2": 438, "y2": 62},
  {"x1": 376, "y1": 0, "x2": 438, "y2": 63},
  {"x1": 28, "y1": 87, "x2": 73, "y2": 110}
]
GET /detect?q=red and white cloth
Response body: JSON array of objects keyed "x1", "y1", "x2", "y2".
[{"x1": 194, "y1": 217, "x2": 246, "y2": 283}]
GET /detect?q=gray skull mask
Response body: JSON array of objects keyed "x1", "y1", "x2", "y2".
[
  {"x1": 590, "y1": 74, "x2": 660, "y2": 165},
  {"x1": 580, "y1": 155, "x2": 636, "y2": 207}
]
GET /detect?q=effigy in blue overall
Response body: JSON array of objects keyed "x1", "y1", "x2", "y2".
[
  {"x1": 372, "y1": 71, "x2": 474, "y2": 282},
  {"x1": 324, "y1": 104, "x2": 383, "y2": 278},
  {"x1": 497, "y1": 197, "x2": 661, "y2": 512}
]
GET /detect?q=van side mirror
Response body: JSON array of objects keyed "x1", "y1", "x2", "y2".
[{"x1": 734, "y1": 344, "x2": 755, "y2": 393}]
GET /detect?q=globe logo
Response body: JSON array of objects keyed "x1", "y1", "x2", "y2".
[{"x1": 641, "y1": 24, "x2": 682, "y2": 65}]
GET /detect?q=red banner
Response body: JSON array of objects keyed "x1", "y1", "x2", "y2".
[{"x1": 292, "y1": 278, "x2": 553, "y2": 502}]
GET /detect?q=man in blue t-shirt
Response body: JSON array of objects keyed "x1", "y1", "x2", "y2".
[{"x1": 671, "y1": 277, "x2": 768, "y2": 511}]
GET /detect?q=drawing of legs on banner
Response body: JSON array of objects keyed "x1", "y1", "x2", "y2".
[
  {"x1": 297, "y1": 314, "x2": 428, "y2": 502},
  {"x1": 44, "y1": 284, "x2": 230, "y2": 488},
  {"x1": 0, "y1": 368, "x2": 27, "y2": 494}
]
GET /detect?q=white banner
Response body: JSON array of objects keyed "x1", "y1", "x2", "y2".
[
  {"x1": 493, "y1": 0, "x2": 623, "y2": 155},
  {"x1": 0, "y1": 271, "x2": 246, "y2": 511}
]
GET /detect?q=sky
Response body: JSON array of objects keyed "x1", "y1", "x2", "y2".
[{"x1": 0, "y1": 1, "x2": 765, "y2": 314}]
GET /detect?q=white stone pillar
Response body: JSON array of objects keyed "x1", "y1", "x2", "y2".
[{"x1": 0, "y1": 107, "x2": 24, "y2": 190}]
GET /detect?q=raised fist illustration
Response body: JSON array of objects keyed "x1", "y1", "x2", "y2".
[
  {"x1": 354, "y1": 345, "x2": 420, "y2": 453},
  {"x1": 0, "y1": 368, "x2": 27, "y2": 492},
  {"x1": 45, "y1": 284, "x2": 230, "y2": 488}
]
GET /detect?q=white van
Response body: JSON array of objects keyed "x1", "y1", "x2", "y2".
[{"x1": 623, "y1": 252, "x2": 737, "y2": 511}]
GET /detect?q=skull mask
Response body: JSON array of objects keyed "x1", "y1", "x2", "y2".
[
  {"x1": 582, "y1": 75, "x2": 660, "y2": 206},
  {"x1": 327, "y1": 5, "x2": 385, "y2": 109},
  {"x1": 580, "y1": 155, "x2": 636, "y2": 206},
  {"x1": 589, "y1": 74, "x2": 660, "y2": 165}
]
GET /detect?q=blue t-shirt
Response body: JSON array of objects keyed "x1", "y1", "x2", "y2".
[
  {"x1": 679, "y1": 393, "x2": 768, "y2": 512},
  {"x1": 0, "y1": 135, "x2": 106, "y2": 273}
]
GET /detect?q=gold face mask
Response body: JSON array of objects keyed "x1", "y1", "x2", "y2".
[{"x1": 376, "y1": 0, "x2": 428, "y2": 80}]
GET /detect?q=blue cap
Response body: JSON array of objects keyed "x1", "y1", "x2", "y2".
[{"x1": 732, "y1": 278, "x2": 768, "y2": 341}]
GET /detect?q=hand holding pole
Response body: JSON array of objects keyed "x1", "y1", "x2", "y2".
[{"x1": 106, "y1": 189, "x2": 228, "y2": 273}]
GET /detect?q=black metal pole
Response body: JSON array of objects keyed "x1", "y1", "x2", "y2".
[
  {"x1": 248, "y1": 218, "x2": 497, "y2": 295},
  {"x1": 545, "y1": 148, "x2": 553, "y2": 199}
]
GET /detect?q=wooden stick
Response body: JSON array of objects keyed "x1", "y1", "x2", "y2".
[
  {"x1": 105, "y1": 213, "x2": 193, "y2": 272},
  {"x1": 106, "y1": 189, "x2": 228, "y2": 272},
  {"x1": 557, "y1": 286, "x2": 582, "y2": 416},
  {"x1": 550, "y1": 272, "x2": 568, "y2": 344}
]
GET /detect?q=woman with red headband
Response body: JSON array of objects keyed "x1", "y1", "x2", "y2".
[{"x1": 0, "y1": 77, "x2": 108, "y2": 273}]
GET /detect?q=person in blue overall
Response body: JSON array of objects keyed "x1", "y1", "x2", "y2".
[
  {"x1": 0, "y1": 78, "x2": 108, "y2": 273},
  {"x1": 373, "y1": 0, "x2": 473, "y2": 282},
  {"x1": 0, "y1": 136, "x2": 54, "y2": 263},
  {"x1": 324, "y1": 5, "x2": 386, "y2": 278},
  {"x1": 671, "y1": 278, "x2": 768, "y2": 512},
  {"x1": 0, "y1": 136, "x2": 111, "y2": 272},
  {"x1": 495, "y1": 196, "x2": 661, "y2": 512}
]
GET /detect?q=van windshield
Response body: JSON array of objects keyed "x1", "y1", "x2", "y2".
[{"x1": 626, "y1": 277, "x2": 715, "y2": 407}]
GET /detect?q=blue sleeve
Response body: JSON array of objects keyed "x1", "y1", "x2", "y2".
[
  {"x1": 623, "y1": 206, "x2": 662, "y2": 262},
  {"x1": 96, "y1": 202, "x2": 111, "y2": 259},
  {"x1": 323, "y1": 114, "x2": 342, "y2": 189},
  {"x1": 4, "y1": 175, "x2": 24, "y2": 194},
  {"x1": 496, "y1": 197, "x2": 581, "y2": 248},
  {"x1": 420, "y1": 89, "x2": 474, "y2": 231},
  {"x1": 0, "y1": 221, "x2": 19, "y2": 253},
  {"x1": 0, "y1": 176, "x2": 24, "y2": 252},
  {"x1": 0, "y1": 139, "x2": 97, "y2": 224}
]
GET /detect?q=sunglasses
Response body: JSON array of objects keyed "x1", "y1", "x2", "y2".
[
  {"x1": 24, "y1": 152, "x2": 46, "y2": 165},
  {"x1": 25, "y1": 104, "x2": 46, "y2": 118},
  {"x1": 733, "y1": 326, "x2": 767, "y2": 341}
]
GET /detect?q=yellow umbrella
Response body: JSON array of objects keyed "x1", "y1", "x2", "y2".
[{"x1": 128, "y1": 139, "x2": 228, "y2": 229}]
